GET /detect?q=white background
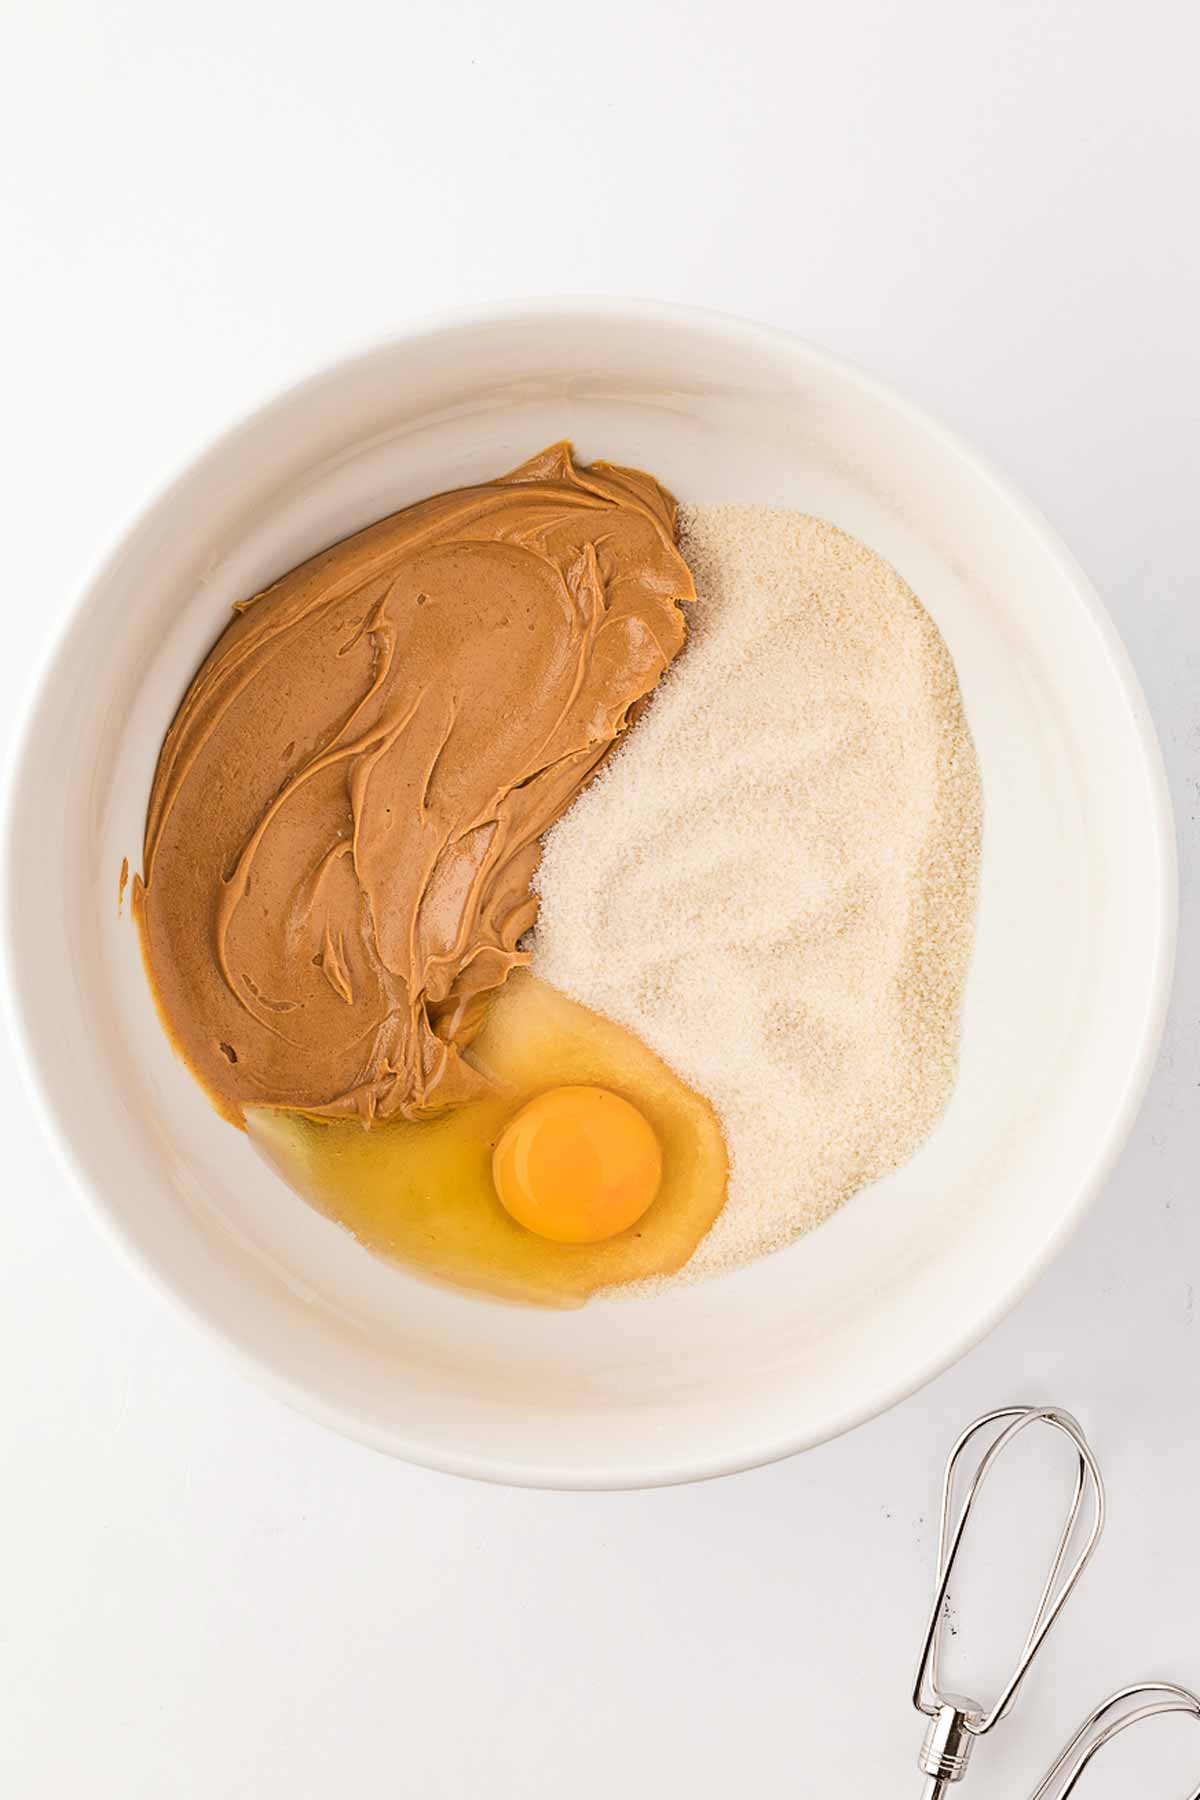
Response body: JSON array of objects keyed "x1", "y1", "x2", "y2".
[{"x1": 3, "y1": 2, "x2": 1199, "y2": 1794}]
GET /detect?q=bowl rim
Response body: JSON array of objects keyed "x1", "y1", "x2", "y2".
[{"x1": 0, "y1": 296, "x2": 1178, "y2": 1488}]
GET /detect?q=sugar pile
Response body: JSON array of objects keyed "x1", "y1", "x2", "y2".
[{"x1": 531, "y1": 504, "x2": 982, "y2": 1289}]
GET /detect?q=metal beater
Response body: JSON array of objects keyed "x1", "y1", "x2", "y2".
[
  {"x1": 912, "y1": 1406, "x2": 1106, "y2": 1796},
  {"x1": 909, "y1": 1405, "x2": 1200, "y2": 1796},
  {"x1": 1030, "y1": 1683, "x2": 1200, "y2": 1798}
]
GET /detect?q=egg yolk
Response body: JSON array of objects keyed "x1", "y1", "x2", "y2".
[{"x1": 492, "y1": 1085, "x2": 662, "y2": 1244}]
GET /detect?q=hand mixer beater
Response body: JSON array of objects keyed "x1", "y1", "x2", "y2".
[{"x1": 910, "y1": 1406, "x2": 1199, "y2": 1797}]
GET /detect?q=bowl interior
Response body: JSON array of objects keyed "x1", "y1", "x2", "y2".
[{"x1": 4, "y1": 305, "x2": 1172, "y2": 1486}]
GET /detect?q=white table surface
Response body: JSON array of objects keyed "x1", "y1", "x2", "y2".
[{"x1": 3, "y1": 2, "x2": 1199, "y2": 1793}]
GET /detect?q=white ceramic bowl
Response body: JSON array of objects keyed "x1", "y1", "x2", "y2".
[{"x1": 3, "y1": 301, "x2": 1174, "y2": 1488}]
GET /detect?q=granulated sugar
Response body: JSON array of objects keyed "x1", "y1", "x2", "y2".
[{"x1": 531, "y1": 504, "x2": 982, "y2": 1288}]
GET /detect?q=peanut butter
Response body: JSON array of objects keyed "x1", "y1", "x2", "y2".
[{"x1": 134, "y1": 443, "x2": 692, "y2": 1124}]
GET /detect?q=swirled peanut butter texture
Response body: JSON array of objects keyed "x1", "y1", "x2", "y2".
[{"x1": 135, "y1": 444, "x2": 693, "y2": 1125}]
